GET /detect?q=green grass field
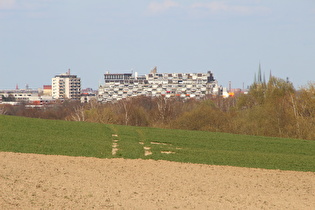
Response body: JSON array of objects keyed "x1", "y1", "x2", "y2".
[{"x1": 1, "y1": 115, "x2": 314, "y2": 172}]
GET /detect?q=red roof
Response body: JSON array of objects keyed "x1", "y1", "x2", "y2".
[{"x1": 43, "y1": 85, "x2": 52, "y2": 89}]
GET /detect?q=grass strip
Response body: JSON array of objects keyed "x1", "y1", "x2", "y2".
[{"x1": 1, "y1": 115, "x2": 314, "y2": 172}]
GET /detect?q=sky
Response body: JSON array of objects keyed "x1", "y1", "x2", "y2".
[{"x1": 0, "y1": 0, "x2": 314, "y2": 90}]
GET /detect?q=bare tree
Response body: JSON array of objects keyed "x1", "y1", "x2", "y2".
[
  {"x1": 66, "y1": 105, "x2": 86, "y2": 121},
  {"x1": 0, "y1": 106, "x2": 7, "y2": 115}
]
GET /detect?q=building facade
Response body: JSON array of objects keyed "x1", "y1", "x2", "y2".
[
  {"x1": 98, "y1": 70, "x2": 223, "y2": 103},
  {"x1": 0, "y1": 88, "x2": 55, "y2": 107},
  {"x1": 52, "y1": 70, "x2": 81, "y2": 100},
  {"x1": 42, "y1": 85, "x2": 52, "y2": 96}
]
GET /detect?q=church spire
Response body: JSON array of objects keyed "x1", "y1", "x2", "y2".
[
  {"x1": 258, "y1": 62, "x2": 262, "y2": 84},
  {"x1": 263, "y1": 72, "x2": 266, "y2": 84}
]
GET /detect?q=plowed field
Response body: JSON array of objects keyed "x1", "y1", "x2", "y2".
[{"x1": 1, "y1": 152, "x2": 314, "y2": 209}]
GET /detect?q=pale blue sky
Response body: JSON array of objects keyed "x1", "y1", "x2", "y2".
[{"x1": 0, "y1": 0, "x2": 314, "y2": 90}]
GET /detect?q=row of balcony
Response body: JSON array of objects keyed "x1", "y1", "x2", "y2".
[{"x1": 100, "y1": 92, "x2": 207, "y2": 102}]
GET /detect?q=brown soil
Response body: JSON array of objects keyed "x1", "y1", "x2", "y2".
[{"x1": 1, "y1": 152, "x2": 314, "y2": 209}]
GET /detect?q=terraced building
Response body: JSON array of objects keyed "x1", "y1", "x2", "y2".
[{"x1": 98, "y1": 69, "x2": 224, "y2": 103}]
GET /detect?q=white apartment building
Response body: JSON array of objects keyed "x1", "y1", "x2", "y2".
[
  {"x1": 98, "y1": 69, "x2": 223, "y2": 103},
  {"x1": 52, "y1": 70, "x2": 81, "y2": 100}
]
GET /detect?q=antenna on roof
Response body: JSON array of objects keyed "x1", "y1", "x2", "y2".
[{"x1": 150, "y1": 66, "x2": 157, "y2": 74}]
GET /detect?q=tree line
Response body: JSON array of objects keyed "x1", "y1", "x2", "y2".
[{"x1": 1, "y1": 76, "x2": 315, "y2": 140}]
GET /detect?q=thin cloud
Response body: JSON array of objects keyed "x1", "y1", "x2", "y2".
[
  {"x1": 0, "y1": 0, "x2": 37, "y2": 11},
  {"x1": 0, "y1": 0, "x2": 16, "y2": 10},
  {"x1": 0, "y1": 1, "x2": 51, "y2": 19},
  {"x1": 147, "y1": 0, "x2": 180, "y2": 14},
  {"x1": 145, "y1": 1, "x2": 271, "y2": 17},
  {"x1": 190, "y1": 2, "x2": 271, "y2": 16}
]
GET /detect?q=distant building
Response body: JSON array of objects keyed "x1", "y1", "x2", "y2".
[
  {"x1": 81, "y1": 88, "x2": 97, "y2": 103},
  {"x1": 52, "y1": 69, "x2": 81, "y2": 100},
  {"x1": 81, "y1": 93, "x2": 97, "y2": 103},
  {"x1": 98, "y1": 68, "x2": 223, "y2": 103},
  {"x1": 42, "y1": 85, "x2": 52, "y2": 96},
  {"x1": 228, "y1": 88, "x2": 248, "y2": 97},
  {"x1": 254, "y1": 63, "x2": 267, "y2": 85},
  {"x1": 0, "y1": 88, "x2": 55, "y2": 107}
]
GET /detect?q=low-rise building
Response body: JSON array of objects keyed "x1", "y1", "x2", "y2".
[
  {"x1": 43, "y1": 85, "x2": 52, "y2": 96},
  {"x1": 81, "y1": 93, "x2": 97, "y2": 103},
  {"x1": 0, "y1": 89, "x2": 55, "y2": 107}
]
